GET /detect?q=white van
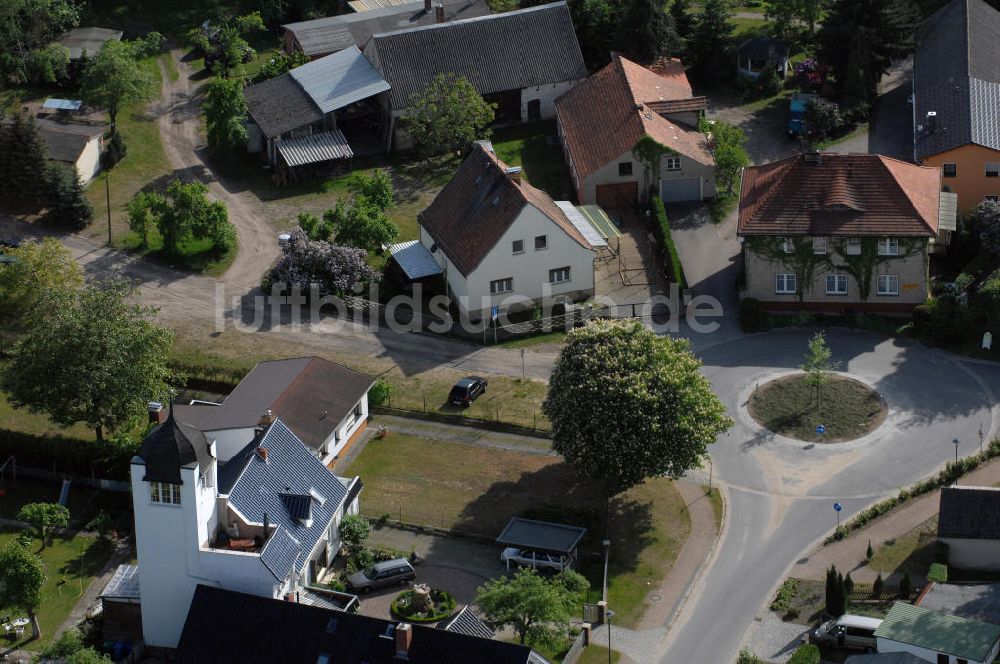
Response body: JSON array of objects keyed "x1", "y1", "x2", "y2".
[{"x1": 810, "y1": 614, "x2": 883, "y2": 651}]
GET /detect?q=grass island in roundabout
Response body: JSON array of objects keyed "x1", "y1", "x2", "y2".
[
  {"x1": 748, "y1": 373, "x2": 888, "y2": 443},
  {"x1": 391, "y1": 584, "x2": 457, "y2": 623}
]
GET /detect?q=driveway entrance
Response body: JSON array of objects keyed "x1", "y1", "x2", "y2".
[{"x1": 660, "y1": 177, "x2": 701, "y2": 202}]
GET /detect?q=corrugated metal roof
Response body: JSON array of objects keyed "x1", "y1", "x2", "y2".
[
  {"x1": 555, "y1": 201, "x2": 606, "y2": 247},
  {"x1": 43, "y1": 98, "x2": 82, "y2": 111},
  {"x1": 388, "y1": 240, "x2": 443, "y2": 280},
  {"x1": 101, "y1": 564, "x2": 140, "y2": 599},
  {"x1": 875, "y1": 602, "x2": 1000, "y2": 662},
  {"x1": 364, "y1": 2, "x2": 586, "y2": 110},
  {"x1": 277, "y1": 129, "x2": 354, "y2": 167},
  {"x1": 939, "y1": 191, "x2": 958, "y2": 231},
  {"x1": 289, "y1": 45, "x2": 390, "y2": 114}
]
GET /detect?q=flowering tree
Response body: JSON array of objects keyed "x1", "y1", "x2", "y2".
[
  {"x1": 265, "y1": 227, "x2": 379, "y2": 295},
  {"x1": 795, "y1": 59, "x2": 827, "y2": 92}
]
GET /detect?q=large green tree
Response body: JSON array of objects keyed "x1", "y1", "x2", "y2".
[
  {"x1": 543, "y1": 320, "x2": 732, "y2": 496},
  {"x1": 0, "y1": 237, "x2": 83, "y2": 330},
  {"x1": 568, "y1": 0, "x2": 620, "y2": 70},
  {"x1": 615, "y1": 0, "x2": 680, "y2": 63},
  {"x1": 765, "y1": 0, "x2": 825, "y2": 39},
  {"x1": 128, "y1": 179, "x2": 235, "y2": 256},
  {"x1": 709, "y1": 120, "x2": 750, "y2": 196},
  {"x1": 0, "y1": 0, "x2": 80, "y2": 83},
  {"x1": 0, "y1": 113, "x2": 52, "y2": 203},
  {"x1": 204, "y1": 76, "x2": 249, "y2": 151},
  {"x1": 475, "y1": 569, "x2": 589, "y2": 647},
  {"x1": 406, "y1": 73, "x2": 495, "y2": 158},
  {"x1": 0, "y1": 539, "x2": 46, "y2": 639},
  {"x1": 0, "y1": 278, "x2": 174, "y2": 442},
  {"x1": 817, "y1": 0, "x2": 920, "y2": 106},
  {"x1": 687, "y1": 0, "x2": 734, "y2": 81},
  {"x1": 82, "y1": 40, "x2": 156, "y2": 131},
  {"x1": 17, "y1": 502, "x2": 70, "y2": 549},
  {"x1": 190, "y1": 12, "x2": 265, "y2": 78},
  {"x1": 670, "y1": 0, "x2": 696, "y2": 53}
]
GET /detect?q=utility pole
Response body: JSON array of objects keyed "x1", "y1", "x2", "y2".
[{"x1": 105, "y1": 172, "x2": 112, "y2": 246}]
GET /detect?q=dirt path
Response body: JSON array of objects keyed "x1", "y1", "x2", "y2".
[{"x1": 154, "y1": 49, "x2": 279, "y2": 293}]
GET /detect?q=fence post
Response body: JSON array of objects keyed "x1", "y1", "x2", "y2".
[{"x1": 423, "y1": 394, "x2": 426, "y2": 412}]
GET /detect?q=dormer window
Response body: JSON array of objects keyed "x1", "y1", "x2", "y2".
[
  {"x1": 781, "y1": 238, "x2": 794, "y2": 254},
  {"x1": 845, "y1": 238, "x2": 861, "y2": 255},
  {"x1": 812, "y1": 237, "x2": 827, "y2": 255},
  {"x1": 877, "y1": 238, "x2": 899, "y2": 256},
  {"x1": 309, "y1": 487, "x2": 327, "y2": 507}
]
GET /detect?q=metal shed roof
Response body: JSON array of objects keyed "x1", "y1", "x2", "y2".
[
  {"x1": 388, "y1": 240, "x2": 443, "y2": 280},
  {"x1": 101, "y1": 564, "x2": 140, "y2": 600},
  {"x1": 496, "y1": 517, "x2": 587, "y2": 555},
  {"x1": 875, "y1": 602, "x2": 1000, "y2": 662},
  {"x1": 289, "y1": 45, "x2": 390, "y2": 114},
  {"x1": 554, "y1": 201, "x2": 620, "y2": 248},
  {"x1": 42, "y1": 98, "x2": 82, "y2": 111},
  {"x1": 277, "y1": 129, "x2": 354, "y2": 167}
]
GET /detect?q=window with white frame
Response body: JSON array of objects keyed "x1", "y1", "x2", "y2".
[
  {"x1": 876, "y1": 274, "x2": 899, "y2": 296},
  {"x1": 512, "y1": 239, "x2": 524, "y2": 254},
  {"x1": 826, "y1": 274, "x2": 848, "y2": 295},
  {"x1": 781, "y1": 237, "x2": 794, "y2": 253},
  {"x1": 775, "y1": 273, "x2": 797, "y2": 294},
  {"x1": 665, "y1": 157, "x2": 681, "y2": 171},
  {"x1": 549, "y1": 266, "x2": 571, "y2": 284},
  {"x1": 845, "y1": 237, "x2": 861, "y2": 255},
  {"x1": 877, "y1": 237, "x2": 899, "y2": 255},
  {"x1": 987, "y1": 162, "x2": 999, "y2": 178},
  {"x1": 149, "y1": 481, "x2": 182, "y2": 505},
  {"x1": 490, "y1": 278, "x2": 513, "y2": 294},
  {"x1": 813, "y1": 237, "x2": 827, "y2": 254}
]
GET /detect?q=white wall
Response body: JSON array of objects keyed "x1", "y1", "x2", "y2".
[
  {"x1": 462, "y1": 204, "x2": 595, "y2": 315},
  {"x1": 941, "y1": 537, "x2": 1000, "y2": 571},
  {"x1": 520, "y1": 80, "x2": 581, "y2": 122},
  {"x1": 877, "y1": 636, "x2": 999, "y2": 664},
  {"x1": 320, "y1": 393, "x2": 369, "y2": 464},
  {"x1": 75, "y1": 137, "x2": 102, "y2": 186},
  {"x1": 578, "y1": 147, "x2": 715, "y2": 204},
  {"x1": 420, "y1": 225, "x2": 470, "y2": 303},
  {"x1": 205, "y1": 427, "x2": 257, "y2": 463}
]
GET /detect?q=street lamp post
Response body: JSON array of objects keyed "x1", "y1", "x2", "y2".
[
  {"x1": 606, "y1": 609, "x2": 615, "y2": 664},
  {"x1": 979, "y1": 423, "x2": 985, "y2": 455},
  {"x1": 954, "y1": 438, "x2": 960, "y2": 466}
]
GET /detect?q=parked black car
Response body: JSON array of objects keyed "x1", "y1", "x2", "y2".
[{"x1": 448, "y1": 377, "x2": 488, "y2": 407}]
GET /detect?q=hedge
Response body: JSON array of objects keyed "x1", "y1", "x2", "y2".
[
  {"x1": 927, "y1": 563, "x2": 948, "y2": 583},
  {"x1": 650, "y1": 196, "x2": 688, "y2": 289},
  {"x1": 0, "y1": 429, "x2": 138, "y2": 481},
  {"x1": 825, "y1": 438, "x2": 1000, "y2": 544},
  {"x1": 788, "y1": 644, "x2": 820, "y2": 664}
]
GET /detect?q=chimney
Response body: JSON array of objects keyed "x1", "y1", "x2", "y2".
[
  {"x1": 256, "y1": 446, "x2": 269, "y2": 462},
  {"x1": 263, "y1": 512, "x2": 270, "y2": 539},
  {"x1": 259, "y1": 409, "x2": 275, "y2": 427},
  {"x1": 505, "y1": 166, "x2": 522, "y2": 184},
  {"x1": 926, "y1": 111, "x2": 937, "y2": 134},
  {"x1": 148, "y1": 402, "x2": 167, "y2": 425},
  {"x1": 395, "y1": 623, "x2": 413, "y2": 658},
  {"x1": 434, "y1": 1, "x2": 444, "y2": 23},
  {"x1": 803, "y1": 150, "x2": 821, "y2": 165},
  {"x1": 424, "y1": 0, "x2": 431, "y2": 10}
]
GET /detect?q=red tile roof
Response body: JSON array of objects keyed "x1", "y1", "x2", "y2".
[
  {"x1": 418, "y1": 143, "x2": 593, "y2": 276},
  {"x1": 555, "y1": 53, "x2": 713, "y2": 180},
  {"x1": 737, "y1": 153, "x2": 942, "y2": 237}
]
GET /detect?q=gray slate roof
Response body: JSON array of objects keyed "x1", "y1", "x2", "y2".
[
  {"x1": 36, "y1": 119, "x2": 105, "y2": 163},
  {"x1": 495, "y1": 517, "x2": 586, "y2": 554},
  {"x1": 244, "y1": 73, "x2": 324, "y2": 139},
  {"x1": 919, "y1": 583, "x2": 1000, "y2": 624},
  {"x1": 363, "y1": 2, "x2": 587, "y2": 110},
  {"x1": 56, "y1": 27, "x2": 122, "y2": 59},
  {"x1": 223, "y1": 419, "x2": 356, "y2": 581},
  {"x1": 443, "y1": 606, "x2": 495, "y2": 639},
  {"x1": 289, "y1": 46, "x2": 390, "y2": 114},
  {"x1": 914, "y1": 0, "x2": 1000, "y2": 159},
  {"x1": 137, "y1": 406, "x2": 214, "y2": 485},
  {"x1": 938, "y1": 485, "x2": 1000, "y2": 540},
  {"x1": 283, "y1": 0, "x2": 491, "y2": 57},
  {"x1": 845, "y1": 654, "x2": 927, "y2": 664}
]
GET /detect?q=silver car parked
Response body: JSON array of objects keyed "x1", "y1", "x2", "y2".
[{"x1": 346, "y1": 558, "x2": 415, "y2": 593}]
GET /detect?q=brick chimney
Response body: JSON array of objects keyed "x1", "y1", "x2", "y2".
[
  {"x1": 148, "y1": 402, "x2": 167, "y2": 425},
  {"x1": 256, "y1": 446, "x2": 269, "y2": 462},
  {"x1": 434, "y1": 1, "x2": 444, "y2": 23},
  {"x1": 259, "y1": 409, "x2": 275, "y2": 427},
  {"x1": 395, "y1": 623, "x2": 413, "y2": 658}
]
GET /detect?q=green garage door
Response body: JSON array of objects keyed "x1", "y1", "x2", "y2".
[{"x1": 660, "y1": 177, "x2": 702, "y2": 202}]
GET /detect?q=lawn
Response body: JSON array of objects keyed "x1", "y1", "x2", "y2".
[
  {"x1": 343, "y1": 433, "x2": 691, "y2": 627},
  {"x1": 118, "y1": 224, "x2": 238, "y2": 277},
  {"x1": 0, "y1": 528, "x2": 113, "y2": 651},
  {"x1": 0, "y1": 390, "x2": 94, "y2": 441},
  {"x1": 0, "y1": 479, "x2": 134, "y2": 534},
  {"x1": 748, "y1": 374, "x2": 887, "y2": 442},
  {"x1": 868, "y1": 516, "x2": 940, "y2": 578},
  {"x1": 578, "y1": 646, "x2": 621, "y2": 664},
  {"x1": 492, "y1": 120, "x2": 573, "y2": 201}
]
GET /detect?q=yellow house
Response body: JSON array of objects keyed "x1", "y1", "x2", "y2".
[{"x1": 913, "y1": 0, "x2": 1000, "y2": 212}]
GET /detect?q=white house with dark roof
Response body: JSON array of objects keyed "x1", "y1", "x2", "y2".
[
  {"x1": 36, "y1": 118, "x2": 106, "y2": 186},
  {"x1": 362, "y1": 2, "x2": 587, "y2": 151},
  {"x1": 415, "y1": 142, "x2": 600, "y2": 320},
  {"x1": 937, "y1": 486, "x2": 1000, "y2": 570},
  {"x1": 131, "y1": 406, "x2": 362, "y2": 648}
]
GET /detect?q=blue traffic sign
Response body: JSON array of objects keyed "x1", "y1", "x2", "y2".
[
  {"x1": 833, "y1": 502, "x2": 842, "y2": 512},
  {"x1": 491, "y1": 305, "x2": 499, "y2": 321},
  {"x1": 816, "y1": 424, "x2": 826, "y2": 435}
]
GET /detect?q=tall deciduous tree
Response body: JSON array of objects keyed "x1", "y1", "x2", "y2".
[
  {"x1": 687, "y1": 0, "x2": 734, "y2": 81},
  {"x1": 82, "y1": 40, "x2": 156, "y2": 131},
  {"x1": 128, "y1": 179, "x2": 235, "y2": 256},
  {"x1": 16, "y1": 502, "x2": 70, "y2": 549},
  {"x1": 615, "y1": 0, "x2": 679, "y2": 63},
  {"x1": 765, "y1": 0, "x2": 825, "y2": 39},
  {"x1": 204, "y1": 77, "x2": 249, "y2": 151},
  {"x1": 0, "y1": 237, "x2": 83, "y2": 329},
  {"x1": 475, "y1": 569, "x2": 589, "y2": 646},
  {"x1": 542, "y1": 320, "x2": 732, "y2": 496},
  {"x1": 817, "y1": 0, "x2": 919, "y2": 106},
  {"x1": 0, "y1": 278, "x2": 175, "y2": 442},
  {"x1": 0, "y1": 0, "x2": 80, "y2": 83},
  {"x1": 568, "y1": 0, "x2": 620, "y2": 70},
  {"x1": 406, "y1": 73, "x2": 495, "y2": 158},
  {"x1": 0, "y1": 539, "x2": 46, "y2": 639}
]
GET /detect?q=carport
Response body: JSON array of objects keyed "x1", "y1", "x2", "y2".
[{"x1": 496, "y1": 517, "x2": 587, "y2": 572}]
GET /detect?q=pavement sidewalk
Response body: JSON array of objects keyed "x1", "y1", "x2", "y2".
[{"x1": 792, "y1": 454, "x2": 1000, "y2": 583}]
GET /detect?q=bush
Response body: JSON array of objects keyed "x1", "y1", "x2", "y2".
[
  {"x1": 369, "y1": 378, "x2": 391, "y2": 407},
  {"x1": 737, "y1": 649, "x2": 765, "y2": 664},
  {"x1": 650, "y1": 196, "x2": 687, "y2": 288},
  {"x1": 927, "y1": 563, "x2": 948, "y2": 583},
  {"x1": 770, "y1": 578, "x2": 798, "y2": 612},
  {"x1": 339, "y1": 514, "x2": 371, "y2": 551},
  {"x1": 391, "y1": 588, "x2": 456, "y2": 622},
  {"x1": 899, "y1": 572, "x2": 913, "y2": 599},
  {"x1": 739, "y1": 297, "x2": 766, "y2": 332},
  {"x1": 102, "y1": 131, "x2": 127, "y2": 169},
  {"x1": 369, "y1": 544, "x2": 406, "y2": 563},
  {"x1": 788, "y1": 644, "x2": 820, "y2": 664},
  {"x1": 326, "y1": 577, "x2": 346, "y2": 592}
]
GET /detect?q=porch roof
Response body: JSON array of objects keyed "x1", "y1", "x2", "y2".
[
  {"x1": 277, "y1": 129, "x2": 354, "y2": 167},
  {"x1": 388, "y1": 240, "x2": 443, "y2": 280}
]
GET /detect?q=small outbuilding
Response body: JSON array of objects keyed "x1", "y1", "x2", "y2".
[
  {"x1": 875, "y1": 601, "x2": 1000, "y2": 664},
  {"x1": 36, "y1": 118, "x2": 106, "y2": 185},
  {"x1": 100, "y1": 564, "x2": 143, "y2": 641},
  {"x1": 736, "y1": 36, "x2": 790, "y2": 79},
  {"x1": 937, "y1": 485, "x2": 1000, "y2": 571},
  {"x1": 496, "y1": 517, "x2": 587, "y2": 572}
]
